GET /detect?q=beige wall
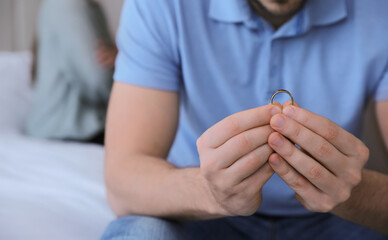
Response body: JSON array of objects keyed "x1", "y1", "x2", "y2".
[
  {"x1": 0, "y1": 0, "x2": 124, "y2": 51},
  {"x1": 97, "y1": 0, "x2": 125, "y2": 37},
  {"x1": 0, "y1": 0, "x2": 41, "y2": 51}
]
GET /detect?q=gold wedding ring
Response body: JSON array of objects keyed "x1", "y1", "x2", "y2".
[{"x1": 271, "y1": 89, "x2": 294, "y2": 105}]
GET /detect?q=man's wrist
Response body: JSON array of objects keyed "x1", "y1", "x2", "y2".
[{"x1": 194, "y1": 169, "x2": 231, "y2": 218}]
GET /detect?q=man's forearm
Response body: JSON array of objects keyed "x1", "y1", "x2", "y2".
[
  {"x1": 105, "y1": 154, "x2": 224, "y2": 221},
  {"x1": 332, "y1": 169, "x2": 388, "y2": 235}
]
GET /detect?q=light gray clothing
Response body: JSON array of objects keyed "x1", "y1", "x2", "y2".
[{"x1": 25, "y1": 0, "x2": 113, "y2": 140}]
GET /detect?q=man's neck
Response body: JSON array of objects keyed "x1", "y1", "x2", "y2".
[{"x1": 247, "y1": 0, "x2": 305, "y2": 30}]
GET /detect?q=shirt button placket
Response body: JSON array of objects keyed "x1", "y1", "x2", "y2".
[{"x1": 268, "y1": 39, "x2": 282, "y2": 100}]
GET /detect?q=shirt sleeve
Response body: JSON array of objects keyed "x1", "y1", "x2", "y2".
[
  {"x1": 114, "y1": 0, "x2": 181, "y2": 91},
  {"x1": 374, "y1": 67, "x2": 388, "y2": 101}
]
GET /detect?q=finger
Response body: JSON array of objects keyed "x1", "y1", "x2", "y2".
[
  {"x1": 268, "y1": 153, "x2": 327, "y2": 209},
  {"x1": 283, "y1": 100, "x2": 300, "y2": 108},
  {"x1": 200, "y1": 104, "x2": 281, "y2": 148},
  {"x1": 268, "y1": 132, "x2": 338, "y2": 194},
  {"x1": 282, "y1": 105, "x2": 361, "y2": 156},
  {"x1": 239, "y1": 162, "x2": 274, "y2": 193},
  {"x1": 214, "y1": 125, "x2": 273, "y2": 169},
  {"x1": 226, "y1": 144, "x2": 273, "y2": 184},
  {"x1": 270, "y1": 114, "x2": 346, "y2": 175},
  {"x1": 271, "y1": 101, "x2": 282, "y2": 109}
]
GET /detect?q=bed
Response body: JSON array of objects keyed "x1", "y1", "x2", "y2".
[{"x1": 0, "y1": 52, "x2": 114, "y2": 239}]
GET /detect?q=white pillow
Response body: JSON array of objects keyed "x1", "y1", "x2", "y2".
[{"x1": 0, "y1": 52, "x2": 33, "y2": 133}]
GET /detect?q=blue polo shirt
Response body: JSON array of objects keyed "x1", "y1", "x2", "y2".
[{"x1": 115, "y1": 0, "x2": 388, "y2": 216}]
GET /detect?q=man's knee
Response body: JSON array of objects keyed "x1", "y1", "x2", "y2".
[{"x1": 101, "y1": 215, "x2": 183, "y2": 240}]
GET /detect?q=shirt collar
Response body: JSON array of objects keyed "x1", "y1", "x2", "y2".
[
  {"x1": 306, "y1": 0, "x2": 348, "y2": 27},
  {"x1": 209, "y1": 0, "x2": 348, "y2": 32},
  {"x1": 209, "y1": 0, "x2": 257, "y2": 28}
]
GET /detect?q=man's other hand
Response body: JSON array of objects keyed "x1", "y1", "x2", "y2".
[{"x1": 268, "y1": 101, "x2": 369, "y2": 213}]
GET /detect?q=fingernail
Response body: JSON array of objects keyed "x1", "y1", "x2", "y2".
[
  {"x1": 270, "y1": 106, "x2": 281, "y2": 116},
  {"x1": 272, "y1": 135, "x2": 283, "y2": 147},
  {"x1": 272, "y1": 115, "x2": 286, "y2": 128},
  {"x1": 271, "y1": 157, "x2": 281, "y2": 166},
  {"x1": 283, "y1": 106, "x2": 295, "y2": 118}
]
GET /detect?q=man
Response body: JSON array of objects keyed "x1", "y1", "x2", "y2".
[
  {"x1": 102, "y1": 0, "x2": 388, "y2": 239},
  {"x1": 25, "y1": 0, "x2": 116, "y2": 144}
]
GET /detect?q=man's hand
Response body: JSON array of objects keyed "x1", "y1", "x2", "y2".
[
  {"x1": 197, "y1": 104, "x2": 281, "y2": 216},
  {"x1": 268, "y1": 101, "x2": 369, "y2": 212}
]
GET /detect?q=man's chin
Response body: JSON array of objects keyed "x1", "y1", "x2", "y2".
[
  {"x1": 268, "y1": 0, "x2": 289, "y2": 4},
  {"x1": 255, "y1": 0, "x2": 306, "y2": 18}
]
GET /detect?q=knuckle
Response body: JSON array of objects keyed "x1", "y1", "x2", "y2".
[
  {"x1": 277, "y1": 160, "x2": 292, "y2": 176},
  {"x1": 338, "y1": 189, "x2": 351, "y2": 203},
  {"x1": 346, "y1": 170, "x2": 362, "y2": 186},
  {"x1": 356, "y1": 145, "x2": 370, "y2": 164},
  {"x1": 243, "y1": 147, "x2": 271, "y2": 170},
  {"x1": 225, "y1": 116, "x2": 241, "y2": 134},
  {"x1": 237, "y1": 156, "x2": 255, "y2": 174},
  {"x1": 323, "y1": 123, "x2": 338, "y2": 141},
  {"x1": 283, "y1": 143, "x2": 296, "y2": 158},
  {"x1": 243, "y1": 153, "x2": 260, "y2": 169},
  {"x1": 319, "y1": 201, "x2": 335, "y2": 213},
  {"x1": 296, "y1": 194, "x2": 330, "y2": 213},
  {"x1": 246, "y1": 152, "x2": 257, "y2": 163},
  {"x1": 300, "y1": 199, "x2": 318, "y2": 212},
  {"x1": 197, "y1": 135, "x2": 209, "y2": 151},
  {"x1": 290, "y1": 176, "x2": 308, "y2": 191},
  {"x1": 293, "y1": 124, "x2": 302, "y2": 139},
  {"x1": 308, "y1": 165, "x2": 324, "y2": 180},
  {"x1": 235, "y1": 134, "x2": 251, "y2": 151},
  {"x1": 299, "y1": 113, "x2": 310, "y2": 126},
  {"x1": 316, "y1": 142, "x2": 332, "y2": 158},
  {"x1": 315, "y1": 196, "x2": 336, "y2": 213}
]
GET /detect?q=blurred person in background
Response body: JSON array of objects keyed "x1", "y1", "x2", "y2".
[{"x1": 25, "y1": 0, "x2": 117, "y2": 145}]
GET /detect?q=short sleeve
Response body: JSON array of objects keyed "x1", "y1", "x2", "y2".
[
  {"x1": 114, "y1": 0, "x2": 181, "y2": 91},
  {"x1": 374, "y1": 68, "x2": 388, "y2": 101}
]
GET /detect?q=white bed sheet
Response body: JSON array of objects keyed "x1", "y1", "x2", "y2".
[
  {"x1": 0, "y1": 132, "x2": 114, "y2": 240},
  {"x1": 0, "y1": 51, "x2": 114, "y2": 239}
]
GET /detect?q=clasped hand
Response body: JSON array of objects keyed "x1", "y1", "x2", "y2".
[
  {"x1": 197, "y1": 102, "x2": 369, "y2": 216},
  {"x1": 268, "y1": 101, "x2": 369, "y2": 213}
]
